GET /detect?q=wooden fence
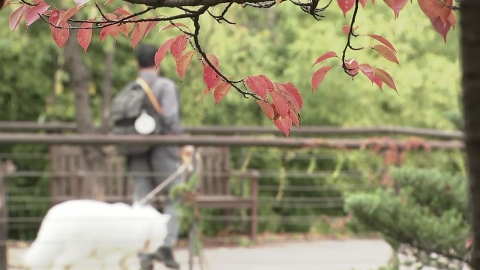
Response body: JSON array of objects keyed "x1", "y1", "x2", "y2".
[{"x1": 0, "y1": 121, "x2": 464, "y2": 139}]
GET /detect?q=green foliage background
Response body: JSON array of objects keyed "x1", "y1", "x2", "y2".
[{"x1": 0, "y1": 1, "x2": 463, "y2": 240}]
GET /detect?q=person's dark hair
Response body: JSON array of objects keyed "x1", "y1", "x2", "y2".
[{"x1": 135, "y1": 44, "x2": 157, "y2": 68}]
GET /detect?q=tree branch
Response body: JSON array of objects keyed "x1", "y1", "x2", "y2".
[
  {"x1": 341, "y1": 0, "x2": 362, "y2": 76},
  {"x1": 123, "y1": 0, "x2": 272, "y2": 7},
  {"x1": 190, "y1": 14, "x2": 260, "y2": 99}
]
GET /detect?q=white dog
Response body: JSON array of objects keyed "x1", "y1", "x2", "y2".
[{"x1": 22, "y1": 199, "x2": 170, "y2": 270}]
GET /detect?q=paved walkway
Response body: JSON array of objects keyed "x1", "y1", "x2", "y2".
[
  {"x1": 9, "y1": 239, "x2": 394, "y2": 270},
  {"x1": 159, "y1": 239, "x2": 392, "y2": 270}
]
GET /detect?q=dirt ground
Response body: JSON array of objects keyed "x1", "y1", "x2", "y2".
[{"x1": 8, "y1": 238, "x2": 393, "y2": 270}]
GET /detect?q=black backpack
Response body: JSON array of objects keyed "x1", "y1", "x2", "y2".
[{"x1": 111, "y1": 77, "x2": 164, "y2": 156}]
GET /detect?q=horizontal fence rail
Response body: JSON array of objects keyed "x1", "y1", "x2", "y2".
[
  {"x1": 0, "y1": 133, "x2": 465, "y2": 149},
  {"x1": 0, "y1": 121, "x2": 464, "y2": 139}
]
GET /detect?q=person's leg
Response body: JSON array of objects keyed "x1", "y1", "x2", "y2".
[
  {"x1": 127, "y1": 155, "x2": 157, "y2": 270},
  {"x1": 128, "y1": 155, "x2": 155, "y2": 203},
  {"x1": 150, "y1": 146, "x2": 183, "y2": 269}
]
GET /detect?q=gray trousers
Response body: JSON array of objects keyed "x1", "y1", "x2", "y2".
[{"x1": 128, "y1": 146, "x2": 183, "y2": 248}]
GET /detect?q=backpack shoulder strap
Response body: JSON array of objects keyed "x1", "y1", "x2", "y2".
[{"x1": 136, "y1": 77, "x2": 163, "y2": 115}]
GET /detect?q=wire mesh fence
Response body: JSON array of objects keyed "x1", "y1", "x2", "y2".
[{"x1": 0, "y1": 139, "x2": 465, "y2": 269}]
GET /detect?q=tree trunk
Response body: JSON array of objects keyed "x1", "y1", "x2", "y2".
[
  {"x1": 63, "y1": 28, "x2": 105, "y2": 200},
  {"x1": 101, "y1": 40, "x2": 116, "y2": 134},
  {"x1": 460, "y1": 1, "x2": 480, "y2": 268}
]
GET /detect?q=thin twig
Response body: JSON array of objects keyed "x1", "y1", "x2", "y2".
[
  {"x1": 341, "y1": 0, "x2": 362, "y2": 76},
  {"x1": 191, "y1": 14, "x2": 259, "y2": 99}
]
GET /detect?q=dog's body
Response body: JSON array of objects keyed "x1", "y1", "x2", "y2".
[{"x1": 22, "y1": 199, "x2": 170, "y2": 270}]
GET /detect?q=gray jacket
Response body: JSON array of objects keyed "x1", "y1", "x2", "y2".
[{"x1": 127, "y1": 70, "x2": 184, "y2": 176}]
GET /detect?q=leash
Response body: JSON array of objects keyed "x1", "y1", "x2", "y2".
[{"x1": 137, "y1": 149, "x2": 196, "y2": 206}]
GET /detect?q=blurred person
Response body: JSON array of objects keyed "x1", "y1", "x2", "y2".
[{"x1": 111, "y1": 43, "x2": 193, "y2": 270}]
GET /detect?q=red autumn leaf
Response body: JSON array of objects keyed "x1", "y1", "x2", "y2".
[
  {"x1": 337, "y1": 0, "x2": 355, "y2": 17},
  {"x1": 176, "y1": 50, "x2": 196, "y2": 81},
  {"x1": 117, "y1": 22, "x2": 134, "y2": 37},
  {"x1": 154, "y1": 38, "x2": 175, "y2": 69},
  {"x1": 344, "y1": 58, "x2": 359, "y2": 77},
  {"x1": 49, "y1": 10, "x2": 69, "y2": 49},
  {"x1": 170, "y1": 34, "x2": 188, "y2": 61},
  {"x1": 359, "y1": 0, "x2": 367, "y2": 8},
  {"x1": 203, "y1": 65, "x2": 220, "y2": 89},
  {"x1": 275, "y1": 83, "x2": 301, "y2": 115},
  {"x1": 116, "y1": 12, "x2": 134, "y2": 37},
  {"x1": 384, "y1": 0, "x2": 409, "y2": 18},
  {"x1": 203, "y1": 53, "x2": 220, "y2": 69},
  {"x1": 358, "y1": 63, "x2": 375, "y2": 82},
  {"x1": 431, "y1": 16, "x2": 451, "y2": 42},
  {"x1": 274, "y1": 116, "x2": 292, "y2": 137},
  {"x1": 418, "y1": 0, "x2": 452, "y2": 27},
  {"x1": 341, "y1": 25, "x2": 359, "y2": 35},
  {"x1": 256, "y1": 100, "x2": 275, "y2": 120},
  {"x1": 270, "y1": 91, "x2": 289, "y2": 118},
  {"x1": 368, "y1": 34, "x2": 396, "y2": 52},
  {"x1": 448, "y1": 11, "x2": 456, "y2": 28},
  {"x1": 213, "y1": 80, "x2": 231, "y2": 105},
  {"x1": 105, "y1": 0, "x2": 114, "y2": 6},
  {"x1": 289, "y1": 109, "x2": 300, "y2": 128},
  {"x1": 201, "y1": 86, "x2": 212, "y2": 100},
  {"x1": 9, "y1": 5, "x2": 29, "y2": 31},
  {"x1": 158, "y1": 22, "x2": 191, "y2": 33},
  {"x1": 245, "y1": 75, "x2": 268, "y2": 100},
  {"x1": 48, "y1": 8, "x2": 59, "y2": 25},
  {"x1": 374, "y1": 68, "x2": 397, "y2": 92},
  {"x1": 281, "y1": 83, "x2": 303, "y2": 110},
  {"x1": 77, "y1": 20, "x2": 93, "y2": 52},
  {"x1": 25, "y1": 1, "x2": 50, "y2": 27},
  {"x1": 311, "y1": 66, "x2": 333, "y2": 92},
  {"x1": 259, "y1": 75, "x2": 275, "y2": 93},
  {"x1": 57, "y1": 5, "x2": 83, "y2": 25},
  {"x1": 52, "y1": 20, "x2": 70, "y2": 48},
  {"x1": 202, "y1": 54, "x2": 221, "y2": 89},
  {"x1": 114, "y1": 7, "x2": 131, "y2": 16},
  {"x1": 131, "y1": 21, "x2": 149, "y2": 49},
  {"x1": 144, "y1": 21, "x2": 159, "y2": 37},
  {"x1": 100, "y1": 22, "x2": 119, "y2": 42},
  {"x1": 312, "y1": 51, "x2": 338, "y2": 67},
  {"x1": 271, "y1": 104, "x2": 280, "y2": 120},
  {"x1": 373, "y1": 76, "x2": 383, "y2": 89},
  {"x1": 372, "y1": 44, "x2": 399, "y2": 65}
]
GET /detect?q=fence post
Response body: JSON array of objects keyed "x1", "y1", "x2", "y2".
[{"x1": 0, "y1": 163, "x2": 8, "y2": 270}]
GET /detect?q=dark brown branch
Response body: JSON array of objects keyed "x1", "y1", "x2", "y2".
[
  {"x1": 19, "y1": 0, "x2": 37, "y2": 6},
  {"x1": 341, "y1": 0, "x2": 362, "y2": 76},
  {"x1": 40, "y1": 9, "x2": 192, "y2": 30},
  {"x1": 241, "y1": 1, "x2": 275, "y2": 8},
  {"x1": 191, "y1": 14, "x2": 260, "y2": 99},
  {"x1": 291, "y1": 0, "x2": 332, "y2": 20},
  {"x1": 124, "y1": 0, "x2": 270, "y2": 7},
  {"x1": 437, "y1": 0, "x2": 460, "y2": 11},
  {"x1": 208, "y1": 3, "x2": 235, "y2": 24}
]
